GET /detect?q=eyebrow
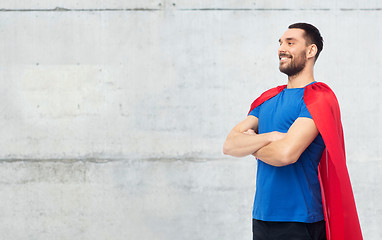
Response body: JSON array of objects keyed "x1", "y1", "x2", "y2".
[{"x1": 279, "y1": 37, "x2": 298, "y2": 43}]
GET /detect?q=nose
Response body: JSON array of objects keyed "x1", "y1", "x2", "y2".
[{"x1": 278, "y1": 43, "x2": 286, "y2": 55}]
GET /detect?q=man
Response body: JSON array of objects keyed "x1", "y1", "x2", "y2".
[{"x1": 223, "y1": 23, "x2": 362, "y2": 240}]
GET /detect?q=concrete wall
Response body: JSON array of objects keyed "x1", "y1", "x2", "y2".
[{"x1": 0, "y1": 1, "x2": 381, "y2": 239}]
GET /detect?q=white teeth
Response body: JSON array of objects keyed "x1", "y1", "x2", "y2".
[{"x1": 280, "y1": 57, "x2": 288, "y2": 60}]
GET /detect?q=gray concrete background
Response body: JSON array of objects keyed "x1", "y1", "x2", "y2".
[{"x1": 0, "y1": 1, "x2": 381, "y2": 239}]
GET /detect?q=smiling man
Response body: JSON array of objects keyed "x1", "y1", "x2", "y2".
[{"x1": 223, "y1": 23, "x2": 362, "y2": 240}]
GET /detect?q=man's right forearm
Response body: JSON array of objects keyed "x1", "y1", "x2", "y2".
[{"x1": 223, "y1": 131, "x2": 273, "y2": 157}]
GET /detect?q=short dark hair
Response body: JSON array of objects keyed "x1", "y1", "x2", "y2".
[{"x1": 288, "y1": 23, "x2": 323, "y2": 61}]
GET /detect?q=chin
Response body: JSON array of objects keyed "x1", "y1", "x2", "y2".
[{"x1": 279, "y1": 66, "x2": 287, "y2": 73}]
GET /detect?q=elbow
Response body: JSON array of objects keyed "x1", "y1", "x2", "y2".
[
  {"x1": 278, "y1": 148, "x2": 299, "y2": 166},
  {"x1": 223, "y1": 140, "x2": 243, "y2": 157},
  {"x1": 222, "y1": 141, "x2": 232, "y2": 156}
]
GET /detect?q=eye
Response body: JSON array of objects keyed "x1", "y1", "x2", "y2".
[{"x1": 288, "y1": 42, "x2": 294, "y2": 46}]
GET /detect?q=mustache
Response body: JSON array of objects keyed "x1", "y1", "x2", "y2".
[{"x1": 279, "y1": 53, "x2": 292, "y2": 58}]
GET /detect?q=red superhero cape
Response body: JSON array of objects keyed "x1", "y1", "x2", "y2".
[{"x1": 248, "y1": 82, "x2": 363, "y2": 240}]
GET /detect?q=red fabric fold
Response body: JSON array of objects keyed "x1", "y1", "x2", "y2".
[{"x1": 248, "y1": 82, "x2": 363, "y2": 240}]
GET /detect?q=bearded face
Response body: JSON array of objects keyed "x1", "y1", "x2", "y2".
[{"x1": 279, "y1": 49, "x2": 307, "y2": 77}]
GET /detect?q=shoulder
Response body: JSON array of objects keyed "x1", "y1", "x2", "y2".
[
  {"x1": 259, "y1": 85, "x2": 288, "y2": 99},
  {"x1": 303, "y1": 82, "x2": 343, "y2": 128},
  {"x1": 304, "y1": 82, "x2": 339, "y2": 108},
  {"x1": 248, "y1": 85, "x2": 287, "y2": 114}
]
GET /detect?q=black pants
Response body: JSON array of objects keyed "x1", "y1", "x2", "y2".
[{"x1": 252, "y1": 219, "x2": 327, "y2": 240}]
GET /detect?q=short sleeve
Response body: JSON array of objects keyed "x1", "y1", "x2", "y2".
[
  {"x1": 248, "y1": 105, "x2": 260, "y2": 118},
  {"x1": 299, "y1": 101, "x2": 313, "y2": 119}
]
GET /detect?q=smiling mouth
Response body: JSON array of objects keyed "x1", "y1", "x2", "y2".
[{"x1": 279, "y1": 55, "x2": 292, "y2": 62}]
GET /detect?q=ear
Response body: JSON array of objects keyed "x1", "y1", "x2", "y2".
[{"x1": 307, "y1": 44, "x2": 318, "y2": 59}]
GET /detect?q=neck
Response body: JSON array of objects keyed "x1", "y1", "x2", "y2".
[{"x1": 286, "y1": 65, "x2": 315, "y2": 88}]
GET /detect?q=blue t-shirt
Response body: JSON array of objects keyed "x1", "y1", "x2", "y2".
[{"x1": 248, "y1": 83, "x2": 326, "y2": 223}]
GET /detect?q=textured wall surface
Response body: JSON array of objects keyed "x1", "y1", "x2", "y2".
[{"x1": 0, "y1": 1, "x2": 381, "y2": 239}]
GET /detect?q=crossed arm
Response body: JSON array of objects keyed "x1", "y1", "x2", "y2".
[{"x1": 223, "y1": 116, "x2": 319, "y2": 167}]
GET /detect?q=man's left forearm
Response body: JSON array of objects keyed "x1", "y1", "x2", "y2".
[{"x1": 253, "y1": 138, "x2": 297, "y2": 167}]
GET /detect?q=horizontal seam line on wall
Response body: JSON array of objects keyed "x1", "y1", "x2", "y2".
[
  {"x1": 178, "y1": 8, "x2": 332, "y2": 11},
  {"x1": 1, "y1": 8, "x2": 382, "y2": 12},
  {"x1": 0, "y1": 158, "x2": 223, "y2": 163},
  {"x1": 0, "y1": 159, "x2": 119, "y2": 163},
  {"x1": 0, "y1": 8, "x2": 161, "y2": 12}
]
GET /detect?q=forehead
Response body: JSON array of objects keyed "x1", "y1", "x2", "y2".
[{"x1": 279, "y1": 28, "x2": 306, "y2": 42}]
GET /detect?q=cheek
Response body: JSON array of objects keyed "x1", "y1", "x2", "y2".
[{"x1": 295, "y1": 50, "x2": 307, "y2": 60}]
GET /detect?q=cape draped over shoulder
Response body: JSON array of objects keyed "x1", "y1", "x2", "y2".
[{"x1": 248, "y1": 82, "x2": 363, "y2": 240}]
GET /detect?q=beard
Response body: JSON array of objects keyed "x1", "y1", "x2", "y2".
[{"x1": 279, "y1": 51, "x2": 307, "y2": 77}]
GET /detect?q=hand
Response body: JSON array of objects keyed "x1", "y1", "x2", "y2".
[
  {"x1": 268, "y1": 131, "x2": 286, "y2": 142},
  {"x1": 241, "y1": 130, "x2": 285, "y2": 158},
  {"x1": 252, "y1": 131, "x2": 286, "y2": 158},
  {"x1": 243, "y1": 129, "x2": 256, "y2": 135}
]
